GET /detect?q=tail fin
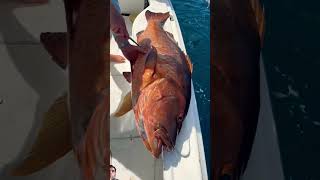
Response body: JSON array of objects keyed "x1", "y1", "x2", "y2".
[
  {"x1": 145, "y1": 10, "x2": 170, "y2": 23},
  {"x1": 77, "y1": 94, "x2": 108, "y2": 180}
]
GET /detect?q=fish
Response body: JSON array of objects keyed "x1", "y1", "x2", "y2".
[
  {"x1": 212, "y1": 0, "x2": 265, "y2": 179},
  {"x1": 9, "y1": 0, "x2": 109, "y2": 179},
  {"x1": 114, "y1": 10, "x2": 193, "y2": 158}
]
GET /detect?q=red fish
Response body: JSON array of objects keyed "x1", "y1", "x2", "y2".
[
  {"x1": 9, "y1": 0, "x2": 109, "y2": 179},
  {"x1": 213, "y1": 0, "x2": 265, "y2": 179},
  {"x1": 115, "y1": 10, "x2": 193, "y2": 158}
]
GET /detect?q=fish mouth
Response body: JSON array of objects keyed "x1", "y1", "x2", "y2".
[{"x1": 151, "y1": 125, "x2": 175, "y2": 158}]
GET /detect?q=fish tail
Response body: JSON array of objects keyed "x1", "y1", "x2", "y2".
[
  {"x1": 145, "y1": 10, "x2": 170, "y2": 23},
  {"x1": 78, "y1": 94, "x2": 108, "y2": 179}
]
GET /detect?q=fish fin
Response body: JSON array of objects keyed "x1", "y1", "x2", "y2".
[
  {"x1": 113, "y1": 91, "x2": 132, "y2": 117},
  {"x1": 185, "y1": 54, "x2": 193, "y2": 74},
  {"x1": 141, "y1": 47, "x2": 158, "y2": 88},
  {"x1": 166, "y1": 32, "x2": 175, "y2": 40},
  {"x1": 123, "y1": 72, "x2": 132, "y2": 83},
  {"x1": 145, "y1": 10, "x2": 170, "y2": 23},
  {"x1": 250, "y1": 0, "x2": 265, "y2": 47},
  {"x1": 144, "y1": 46, "x2": 157, "y2": 74},
  {"x1": 10, "y1": 93, "x2": 72, "y2": 176},
  {"x1": 136, "y1": 31, "x2": 144, "y2": 39},
  {"x1": 110, "y1": 54, "x2": 125, "y2": 63},
  {"x1": 77, "y1": 94, "x2": 108, "y2": 180},
  {"x1": 40, "y1": 32, "x2": 67, "y2": 69}
]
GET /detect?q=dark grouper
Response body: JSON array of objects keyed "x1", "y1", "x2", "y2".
[{"x1": 115, "y1": 10, "x2": 193, "y2": 158}]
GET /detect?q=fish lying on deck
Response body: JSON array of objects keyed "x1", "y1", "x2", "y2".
[
  {"x1": 114, "y1": 10, "x2": 193, "y2": 158},
  {"x1": 9, "y1": 0, "x2": 109, "y2": 179},
  {"x1": 213, "y1": 0, "x2": 265, "y2": 179}
]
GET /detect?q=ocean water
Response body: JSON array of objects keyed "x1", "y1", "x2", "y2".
[
  {"x1": 261, "y1": 0, "x2": 320, "y2": 179},
  {"x1": 171, "y1": 0, "x2": 211, "y2": 177}
]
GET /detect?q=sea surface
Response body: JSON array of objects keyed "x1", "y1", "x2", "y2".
[
  {"x1": 261, "y1": 0, "x2": 320, "y2": 179},
  {"x1": 171, "y1": 0, "x2": 211, "y2": 178}
]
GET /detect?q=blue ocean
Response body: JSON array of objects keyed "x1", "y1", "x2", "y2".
[
  {"x1": 171, "y1": 0, "x2": 211, "y2": 178},
  {"x1": 261, "y1": 0, "x2": 320, "y2": 179}
]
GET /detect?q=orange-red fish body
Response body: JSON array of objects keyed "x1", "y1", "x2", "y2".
[{"x1": 129, "y1": 11, "x2": 192, "y2": 158}]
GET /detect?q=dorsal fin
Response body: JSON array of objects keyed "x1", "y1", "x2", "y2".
[{"x1": 250, "y1": 0, "x2": 265, "y2": 47}]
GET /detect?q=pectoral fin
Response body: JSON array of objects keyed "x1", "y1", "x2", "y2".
[
  {"x1": 113, "y1": 91, "x2": 132, "y2": 117},
  {"x1": 141, "y1": 47, "x2": 158, "y2": 88},
  {"x1": 10, "y1": 93, "x2": 71, "y2": 176}
]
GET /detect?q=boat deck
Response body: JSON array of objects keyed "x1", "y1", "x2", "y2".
[{"x1": 0, "y1": 0, "x2": 82, "y2": 179}]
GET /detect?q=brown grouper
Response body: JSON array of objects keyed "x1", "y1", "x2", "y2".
[
  {"x1": 114, "y1": 10, "x2": 193, "y2": 158},
  {"x1": 213, "y1": 0, "x2": 265, "y2": 179}
]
